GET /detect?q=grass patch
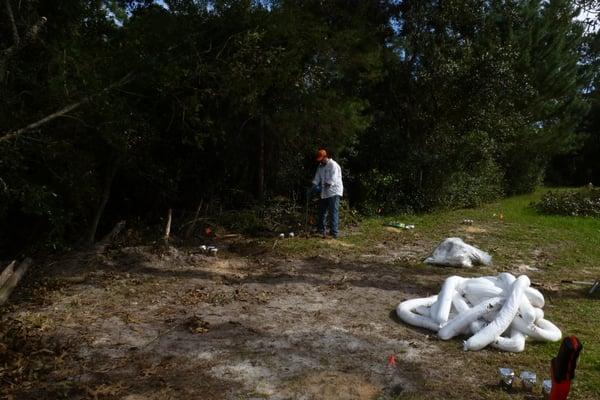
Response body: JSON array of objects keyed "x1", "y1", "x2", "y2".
[{"x1": 278, "y1": 189, "x2": 600, "y2": 277}]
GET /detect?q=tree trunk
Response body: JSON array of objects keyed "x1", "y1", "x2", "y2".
[
  {"x1": 87, "y1": 157, "x2": 119, "y2": 247},
  {"x1": 258, "y1": 117, "x2": 265, "y2": 201},
  {"x1": 4, "y1": 0, "x2": 20, "y2": 47},
  {"x1": 185, "y1": 200, "x2": 203, "y2": 239},
  {"x1": 163, "y1": 208, "x2": 172, "y2": 246},
  {"x1": 0, "y1": 12, "x2": 46, "y2": 77}
]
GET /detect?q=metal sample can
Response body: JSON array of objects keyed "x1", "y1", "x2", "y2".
[
  {"x1": 542, "y1": 379, "x2": 552, "y2": 399},
  {"x1": 499, "y1": 368, "x2": 515, "y2": 392},
  {"x1": 520, "y1": 371, "x2": 536, "y2": 392}
]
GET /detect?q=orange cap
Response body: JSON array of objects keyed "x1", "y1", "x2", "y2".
[{"x1": 316, "y1": 149, "x2": 327, "y2": 161}]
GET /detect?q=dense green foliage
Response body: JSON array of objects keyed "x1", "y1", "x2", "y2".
[
  {"x1": 535, "y1": 186, "x2": 600, "y2": 216},
  {"x1": 547, "y1": 31, "x2": 600, "y2": 186},
  {"x1": 0, "y1": 0, "x2": 597, "y2": 253}
]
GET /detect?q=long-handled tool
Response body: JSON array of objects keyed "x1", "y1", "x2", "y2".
[
  {"x1": 561, "y1": 279, "x2": 600, "y2": 296},
  {"x1": 304, "y1": 185, "x2": 321, "y2": 236},
  {"x1": 304, "y1": 187, "x2": 310, "y2": 236}
]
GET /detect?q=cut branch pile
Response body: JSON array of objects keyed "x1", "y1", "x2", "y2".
[{"x1": 0, "y1": 258, "x2": 32, "y2": 305}]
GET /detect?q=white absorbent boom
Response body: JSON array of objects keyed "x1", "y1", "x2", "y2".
[{"x1": 396, "y1": 273, "x2": 561, "y2": 352}]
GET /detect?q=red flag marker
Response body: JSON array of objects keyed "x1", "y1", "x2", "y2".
[{"x1": 387, "y1": 354, "x2": 397, "y2": 366}]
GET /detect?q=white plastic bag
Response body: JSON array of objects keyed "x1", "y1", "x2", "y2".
[{"x1": 424, "y1": 238, "x2": 492, "y2": 268}]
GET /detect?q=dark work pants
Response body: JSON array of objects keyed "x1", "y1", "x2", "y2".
[{"x1": 317, "y1": 195, "x2": 340, "y2": 237}]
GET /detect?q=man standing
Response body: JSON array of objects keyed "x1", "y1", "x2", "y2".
[{"x1": 312, "y1": 149, "x2": 343, "y2": 238}]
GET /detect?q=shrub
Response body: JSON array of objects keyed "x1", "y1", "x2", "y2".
[{"x1": 535, "y1": 186, "x2": 600, "y2": 217}]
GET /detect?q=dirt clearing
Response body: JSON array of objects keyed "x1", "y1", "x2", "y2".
[{"x1": 0, "y1": 228, "x2": 590, "y2": 399}]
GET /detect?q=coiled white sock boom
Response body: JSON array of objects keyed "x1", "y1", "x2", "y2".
[{"x1": 396, "y1": 273, "x2": 561, "y2": 352}]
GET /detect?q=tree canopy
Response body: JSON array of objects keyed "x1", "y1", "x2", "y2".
[{"x1": 0, "y1": 0, "x2": 598, "y2": 254}]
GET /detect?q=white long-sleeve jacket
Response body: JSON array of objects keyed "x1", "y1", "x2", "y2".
[{"x1": 312, "y1": 159, "x2": 343, "y2": 199}]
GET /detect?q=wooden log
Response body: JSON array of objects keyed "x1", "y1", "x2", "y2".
[{"x1": 0, "y1": 258, "x2": 32, "y2": 305}]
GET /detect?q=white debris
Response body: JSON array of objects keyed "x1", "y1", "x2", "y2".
[
  {"x1": 425, "y1": 237, "x2": 492, "y2": 268},
  {"x1": 396, "y1": 273, "x2": 561, "y2": 352},
  {"x1": 202, "y1": 245, "x2": 217, "y2": 256}
]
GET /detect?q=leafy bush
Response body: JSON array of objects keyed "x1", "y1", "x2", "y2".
[
  {"x1": 352, "y1": 155, "x2": 503, "y2": 214},
  {"x1": 535, "y1": 187, "x2": 600, "y2": 217},
  {"x1": 352, "y1": 170, "x2": 419, "y2": 215},
  {"x1": 421, "y1": 158, "x2": 504, "y2": 211}
]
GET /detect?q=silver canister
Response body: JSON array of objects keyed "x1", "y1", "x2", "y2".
[
  {"x1": 499, "y1": 368, "x2": 515, "y2": 391},
  {"x1": 542, "y1": 379, "x2": 552, "y2": 399},
  {"x1": 520, "y1": 371, "x2": 536, "y2": 392}
]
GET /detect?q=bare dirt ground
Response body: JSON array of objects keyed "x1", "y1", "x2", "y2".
[{"x1": 0, "y1": 235, "x2": 546, "y2": 399}]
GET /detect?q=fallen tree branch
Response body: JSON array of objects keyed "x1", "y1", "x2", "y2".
[
  {"x1": 0, "y1": 73, "x2": 133, "y2": 143},
  {"x1": 0, "y1": 260, "x2": 16, "y2": 287},
  {"x1": 139, "y1": 322, "x2": 181, "y2": 350},
  {"x1": 1, "y1": 100, "x2": 86, "y2": 143},
  {"x1": 94, "y1": 220, "x2": 126, "y2": 254},
  {"x1": 0, "y1": 258, "x2": 32, "y2": 305}
]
